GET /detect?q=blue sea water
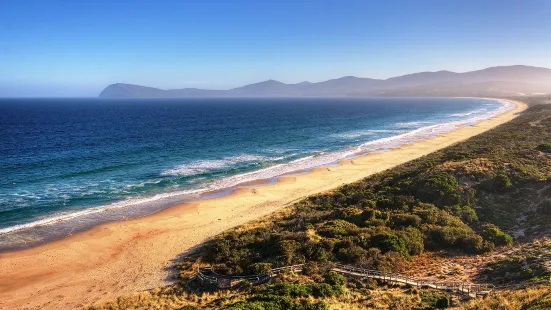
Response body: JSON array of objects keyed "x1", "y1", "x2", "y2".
[{"x1": 0, "y1": 97, "x2": 513, "y2": 251}]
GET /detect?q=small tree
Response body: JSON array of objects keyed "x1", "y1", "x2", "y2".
[{"x1": 482, "y1": 224, "x2": 513, "y2": 246}]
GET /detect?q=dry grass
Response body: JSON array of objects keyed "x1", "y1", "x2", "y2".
[
  {"x1": 81, "y1": 284, "x2": 250, "y2": 310},
  {"x1": 453, "y1": 286, "x2": 551, "y2": 310}
]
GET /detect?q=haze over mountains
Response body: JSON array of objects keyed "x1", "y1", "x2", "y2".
[{"x1": 99, "y1": 65, "x2": 551, "y2": 98}]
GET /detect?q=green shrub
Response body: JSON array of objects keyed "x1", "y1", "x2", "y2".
[
  {"x1": 493, "y1": 174, "x2": 513, "y2": 191},
  {"x1": 226, "y1": 295, "x2": 329, "y2": 310},
  {"x1": 369, "y1": 232, "x2": 408, "y2": 256},
  {"x1": 312, "y1": 283, "x2": 343, "y2": 298},
  {"x1": 317, "y1": 220, "x2": 359, "y2": 238},
  {"x1": 454, "y1": 205, "x2": 479, "y2": 223},
  {"x1": 417, "y1": 172, "x2": 459, "y2": 206},
  {"x1": 334, "y1": 207, "x2": 363, "y2": 221},
  {"x1": 363, "y1": 218, "x2": 386, "y2": 227},
  {"x1": 427, "y1": 226, "x2": 486, "y2": 253},
  {"x1": 420, "y1": 290, "x2": 451, "y2": 309},
  {"x1": 360, "y1": 208, "x2": 376, "y2": 221},
  {"x1": 337, "y1": 245, "x2": 368, "y2": 263},
  {"x1": 397, "y1": 227, "x2": 424, "y2": 255},
  {"x1": 323, "y1": 271, "x2": 346, "y2": 286},
  {"x1": 482, "y1": 224, "x2": 513, "y2": 246},
  {"x1": 391, "y1": 213, "x2": 422, "y2": 228},
  {"x1": 278, "y1": 240, "x2": 301, "y2": 265},
  {"x1": 249, "y1": 262, "x2": 273, "y2": 275},
  {"x1": 304, "y1": 242, "x2": 332, "y2": 262},
  {"x1": 536, "y1": 143, "x2": 551, "y2": 153}
]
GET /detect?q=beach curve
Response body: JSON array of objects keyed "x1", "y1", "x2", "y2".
[{"x1": 0, "y1": 98, "x2": 527, "y2": 310}]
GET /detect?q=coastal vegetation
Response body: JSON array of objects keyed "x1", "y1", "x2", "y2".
[
  {"x1": 477, "y1": 239, "x2": 551, "y2": 284},
  {"x1": 84, "y1": 99, "x2": 551, "y2": 310}
]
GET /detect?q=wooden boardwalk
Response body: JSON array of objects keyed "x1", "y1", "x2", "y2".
[
  {"x1": 196, "y1": 263, "x2": 495, "y2": 298},
  {"x1": 332, "y1": 264, "x2": 494, "y2": 298}
]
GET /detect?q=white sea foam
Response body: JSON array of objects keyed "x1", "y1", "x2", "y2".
[
  {"x1": 161, "y1": 154, "x2": 273, "y2": 176},
  {"x1": 447, "y1": 109, "x2": 486, "y2": 117},
  {"x1": 331, "y1": 129, "x2": 404, "y2": 139},
  {"x1": 0, "y1": 99, "x2": 517, "y2": 236},
  {"x1": 395, "y1": 121, "x2": 434, "y2": 128}
]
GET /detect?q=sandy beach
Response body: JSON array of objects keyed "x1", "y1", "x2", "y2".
[{"x1": 0, "y1": 98, "x2": 527, "y2": 310}]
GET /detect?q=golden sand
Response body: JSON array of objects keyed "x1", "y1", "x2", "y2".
[{"x1": 0, "y1": 99, "x2": 527, "y2": 310}]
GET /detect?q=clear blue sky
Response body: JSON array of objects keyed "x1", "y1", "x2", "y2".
[{"x1": 1, "y1": 0, "x2": 550, "y2": 97}]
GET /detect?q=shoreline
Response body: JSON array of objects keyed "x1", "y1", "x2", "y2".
[
  {"x1": 0, "y1": 97, "x2": 513, "y2": 251},
  {"x1": 0, "y1": 98, "x2": 527, "y2": 310}
]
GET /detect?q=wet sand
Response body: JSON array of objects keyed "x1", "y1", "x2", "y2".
[{"x1": 0, "y1": 99, "x2": 527, "y2": 310}]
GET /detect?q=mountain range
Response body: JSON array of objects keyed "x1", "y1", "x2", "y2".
[{"x1": 99, "y1": 65, "x2": 551, "y2": 98}]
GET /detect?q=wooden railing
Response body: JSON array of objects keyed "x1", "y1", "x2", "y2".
[
  {"x1": 197, "y1": 267, "x2": 272, "y2": 288},
  {"x1": 196, "y1": 263, "x2": 502, "y2": 297},
  {"x1": 332, "y1": 263, "x2": 494, "y2": 297}
]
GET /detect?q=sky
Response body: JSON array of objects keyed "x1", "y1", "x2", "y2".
[{"x1": 1, "y1": 0, "x2": 551, "y2": 97}]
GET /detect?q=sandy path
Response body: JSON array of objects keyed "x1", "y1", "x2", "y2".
[{"x1": 0, "y1": 99, "x2": 526, "y2": 310}]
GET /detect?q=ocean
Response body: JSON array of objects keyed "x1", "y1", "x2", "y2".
[{"x1": 0, "y1": 97, "x2": 514, "y2": 251}]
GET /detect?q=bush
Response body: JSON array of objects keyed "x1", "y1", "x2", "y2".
[
  {"x1": 493, "y1": 174, "x2": 512, "y2": 191},
  {"x1": 536, "y1": 143, "x2": 551, "y2": 153},
  {"x1": 369, "y1": 232, "x2": 408, "y2": 256},
  {"x1": 278, "y1": 240, "x2": 301, "y2": 265},
  {"x1": 360, "y1": 208, "x2": 376, "y2": 221},
  {"x1": 435, "y1": 296, "x2": 451, "y2": 309},
  {"x1": 334, "y1": 207, "x2": 363, "y2": 222},
  {"x1": 304, "y1": 241, "x2": 334, "y2": 262},
  {"x1": 454, "y1": 205, "x2": 479, "y2": 223},
  {"x1": 482, "y1": 224, "x2": 513, "y2": 246},
  {"x1": 427, "y1": 226, "x2": 486, "y2": 253},
  {"x1": 302, "y1": 261, "x2": 321, "y2": 277},
  {"x1": 391, "y1": 213, "x2": 422, "y2": 228},
  {"x1": 312, "y1": 283, "x2": 343, "y2": 298},
  {"x1": 420, "y1": 290, "x2": 451, "y2": 309},
  {"x1": 323, "y1": 271, "x2": 346, "y2": 286},
  {"x1": 226, "y1": 295, "x2": 329, "y2": 310},
  {"x1": 337, "y1": 245, "x2": 368, "y2": 263},
  {"x1": 317, "y1": 220, "x2": 359, "y2": 238},
  {"x1": 249, "y1": 262, "x2": 273, "y2": 275},
  {"x1": 417, "y1": 172, "x2": 459, "y2": 206},
  {"x1": 397, "y1": 227, "x2": 424, "y2": 255}
]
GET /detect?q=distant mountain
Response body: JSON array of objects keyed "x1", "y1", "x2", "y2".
[
  {"x1": 228, "y1": 80, "x2": 303, "y2": 96},
  {"x1": 99, "y1": 83, "x2": 166, "y2": 98},
  {"x1": 99, "y1": 65, "x2": 551, "y2": 98},
  {"x1": 384, "y1": 71, "x2": 459, "y2": 88},
  {"x1": 99, "y1": 83, "x2": 224, "y2": 98}
]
